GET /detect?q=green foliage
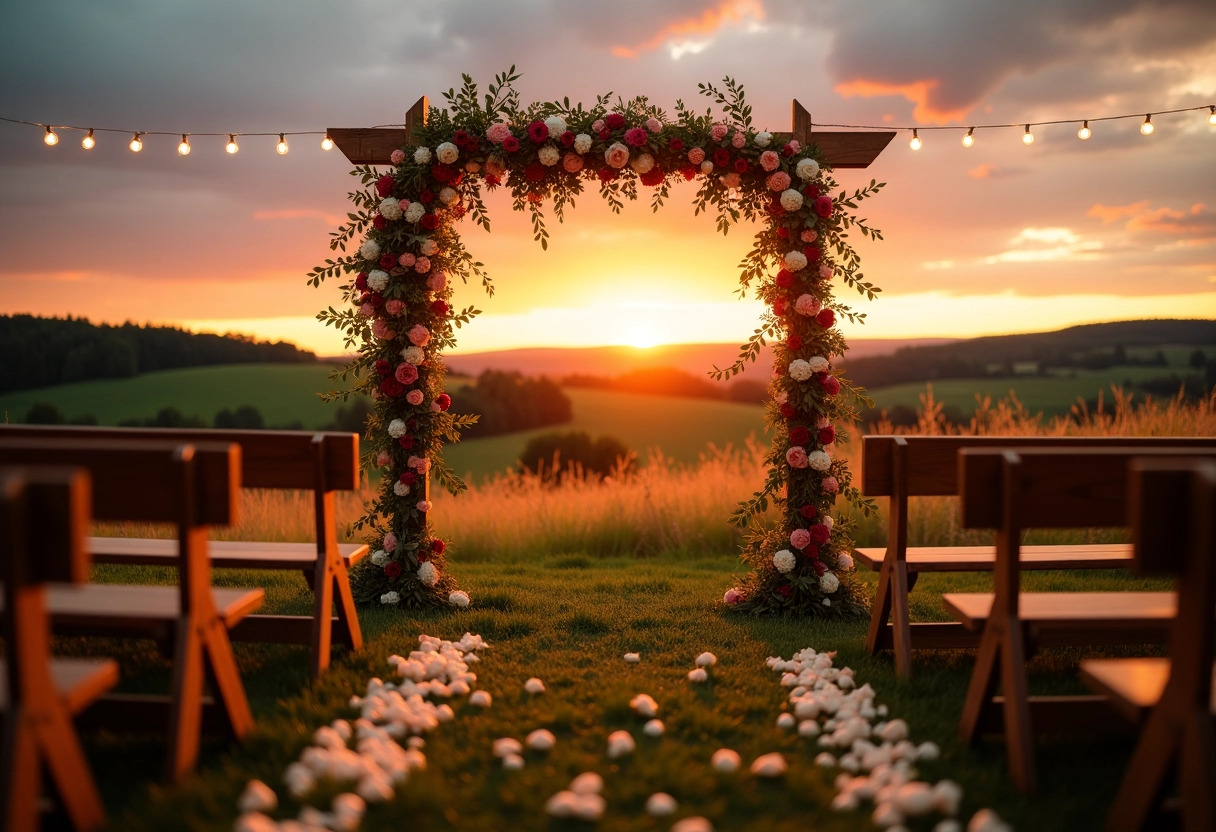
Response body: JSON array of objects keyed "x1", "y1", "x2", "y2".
[
  {"x1": 518, "y1": 431, "x2": 635, "y2": 479},
  {"x1": 450, "y1": 370, "x2": 572, "y2": 437},
  {"x1": 214, "y1": 404, "x2": 265, "y2": 430}
]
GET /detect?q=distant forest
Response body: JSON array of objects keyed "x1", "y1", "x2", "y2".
[{"x1": 1, "y1": 314, "x2": 317, "y2": 394}]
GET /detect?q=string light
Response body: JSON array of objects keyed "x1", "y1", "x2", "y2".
[
  {"x1": 275, "y1": 133, "x2": 289, "y2": 155},
  {"x1": 962, "y1": 127, "x2": 974, "y2": 148},
  {"x1": 177, "y1": 134, "x2": 191, "y2": 155},
  {"x1": 1022, "y1": 124, "x2": 1034, "y2": 145},
  {"x1": 909, "y1": 128, "x2": 921, "y2": 150},
  {"x1": 1078, "y1": 120, "x2": 1092, "y2": 140},
  {"x1": 1140, "y1": 114, "x2": 1154, "y2": 135},
  {"x1": 1209, "y1": 106, "x2": 1216, "y2": 126},
  {"x1": 225, "y1": 134, "x2": 239, "y2": 154},
  {"x1": 321, "y1": 132, "x2": 334, "y2": 151},
  {"x1": 81, "y1": 128, "x2": 95, "y2": 150},
  {"x1": 43, "y1": 126, "x2": 58, "y2": 145},
  {"x1": 129, "y1": 132, "x2": 143, "y2": 152}
]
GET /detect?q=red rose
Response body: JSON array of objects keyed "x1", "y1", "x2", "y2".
[
  {"x1": 777, "y1": 585, "x2": 792, "y2": 598},
  {"x1": 779, "y1": 402, "x2": 796, "y2": 419},
  {"x1": 803, "y1": 245, "x2": 822, "y2": 262},
  {"x1": 527, "y1": 120, "x2": 549, "y2": 143},
  {"x1": 818, "y1": 426, "x2": 835, "y2": 445},
  {"x1": 767, "y1": 201, "x2": 786, "y2": 218},
  {"x1": 815, "y1": 195, "x2": 834, "y2": 218},
  {"x1": 782, "y1": 142, "x2": 797, "y2": 157},
  {"x1": 484, "y1": 174, "x2": 502, "y2": 188},
  {"x1": 420, "y1": 214, "x2": 439, "y2": 231},
  {"x1": 789, "y1": 426, "x2": 811, "y2": 445},
  {"x1": 680, "y1": 164, "x2": 698, "y2": 180},
  {"x1": 606, "y1": 113, "x2": 626, "y2": 130},
  {"x1": 809, "y1": 524, "x2": 831, "y2": 545},
  {"x1": 733, "y1": 157, "x2": 749, "y2": 173},
  {"x1": 668, "y1": 137, "x2": 684, "y2": 151},
  {"x1": 380, "y1": 377, "x2": 403, "y2": 397},
  {"x1": 560, "y1": 131, "x2": 575, "y2": 147},
  {"x1": 775, "y1": 269, "x2": 794, "y2": 288},
  {"x1": 372, "y1": 215, "x2": 387, "y2": 230},
  {"x1": 368, "y1": 292, "x2": 384, "y2": 307},
  {"x1": 598, "y1": 129, "x2": 611, "y2": 140},
  {"x1": 502, "y1": 136, "x2": 520, "y2": 152},
  {"x1": 436, "y1": 393, "x2": 452, "y2": 411},
  {"x1": 374, "y1": 359, "x2": 391, "y2": 377},
  {"x1": 598, "y1": 167, "x2": 618, "y2": 182},
  {"x1": 803, "y1": 185, "x2": 819, "y2": 199},
  {"x1": 816, "y1": 308, "x2": 835, "y2": 328},
  {"x1": 713, "y1": 148, "x2": 731, "y2": 167},
  {"x1": 524, "y1": 162, "x2": 546, "y2": 182},
  {"x1": 407, "y1": 418, "x2": 417, "y2": 429},
  {"x1": 811, "y1": 554, "x2": 826, "y2": 575},
  {"x1": 398, "y1": 435, "x2": 414, "y2": 449},
  {"x1": 355, "y1": 272, "x2": 369, "y2": 291},
  {"x1": 788, "y1": 334, "x2": 803, "y2": 350},
  {"x1": 800, "y1": 503, "x2": 818, "y2": 520},
  {"x1": 527, "y1": 192, "x2": 543, "y2": 204},
  {"x1": 639, "y1": 167, "x2": 665, "y2": 187},
  {"x1": 400, "y1": 471, "x2": 418, "y2": 486},
  {"x1": 379, "y1": 253, "x2": 396, "y2": 269},
  {"x1": 384, "y1": 562, "x2": 401, "y2": 578},
  {"x1": 777, "y1": 227, "x2": 789, "y2": 239},
  {"x1": 431, "y1": 538, "x2": 446, "y2": 554},
  {"x1": 376, "y1": 175, "x2": 395, "y2": 197},
  {"x1": 418, "y1": 188, "x2": 434, "y2": 204},
  {"x1": 821, "y1": 375, "x2": 841, "y2": 396},
  {"x1": 773, "y1": 298, "x2": 788, "y2": 317},
  {"x1": 430, "y1": 300, "x2": 449, "y2": 315},
  {"x1": 431, "y1": 163, "x2": 454, "y2": 184},
  {"x1": 417, "y1": 552, "x2": 430, "y2": 563},
  {"x1": 453, "y1": 130, "x2": 470, "y2": 147}
]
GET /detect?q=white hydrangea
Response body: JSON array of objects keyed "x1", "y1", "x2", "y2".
[
  {"x1": 773, "y1": 549, "x2": 797, "y2": 574},
  {"x1": 808, "y1": 451, "x2": 832, "y2": 472},
  {"x1": 573, "y1": 133, "x2": 593, "y2": 154},
  {"x1": 436, "y1": 142, "x2": 459, "y2": 164},
  {"x1": 780, "y1": 189, "x2": 804, "y2": 212},
  {"x1": 401, "y1": 345, "x2": 425, "y2": 364},
  {"x1": 449, "y1": 590, "x2": 471, "y2": 608},
  {"x1": 796, "y1": 158, "x2": 821, "y2": 181},
  {"x1": 819, "y1": 572, "x2": 840, "y2": 593},
  {"x1": 393, "y1": 481, "x2": 409, "y2": 496},
  {"x1": 750, "y1": 131, "x2": 771, "y2": 149},
  {"x1": 370, "y1": 549, "x2": 389, "y2": 566},
  {"x1": 783, "y1": 250, "x2": 809, "y2": 271},
  {"x1": 439, "y1": 187, "x2": 458, "y2": 206},
  {"x1": 366, "y1": 270, "x2": 389, "y2": 292},
  {"x1": 788, "y1": 359, "x2": 813, "y2": 382},
  {"x1": 808, "y1": 355, "x2": 830, "y2": 373},
  {"x1": 404, "y1": 202, "x2": 425, "y2": 224},
  {"x1": 380, "y1": 591, "x2": 400, "y2": 605},
  {"x1": 538, "y1": 145, "x2": 560, "y2": 166},
  {"x1": 544, "y1": 115, "x2": 568, "y2": 137},
  {"x1": 388, "y1": 419, "x2": 407, "y2": 438},
  {"x1": 413, "y1": 146, "x2": 432, "y2": 164},
  {"x1": 359, "y1": 239, "x2": 381, "y2": 262},
  {"x1": 417, "y1": 562, "x2": 438, "y2": 587},
  {"x1": 631, "y1": 153, "x2": 655, "y2": 174},
  {"x1": 420, "y1": 239, "x2": 438, "y2": 256},
  {"x1": 378, "y1": 197, "x2": 403, "y2": 220}
]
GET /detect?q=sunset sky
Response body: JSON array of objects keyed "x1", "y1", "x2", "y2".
[{"x1": 1, "y1": 0, "x2": 1213, "y2": 356}]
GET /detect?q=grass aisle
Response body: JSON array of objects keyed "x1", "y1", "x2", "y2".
[{"x1": 82, "y1": 558, "x2": 1155, "y2": 831}]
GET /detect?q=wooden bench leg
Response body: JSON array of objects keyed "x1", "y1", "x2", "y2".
[
  {"x1": 1000, "y1": 622, "x2": 1035, "y2": 793},
  {"x1": 38, "y1": 710, "x2": 108, "y2": 831},
  {"x1": 310, "y1": 562, "x2": 335, "y2": 679},
  {"x1": 960, "y1": 619, "x2": 1002, "y2": 746},
  {"x1": 2, "y1": 711, "x2": 43, "y2": 832},
  {"x1": 890, "y1": 562, "x2": 913, "y2": 680},
  {"x1": 165, "y1": 618, "x2": 205, "y2": 782},
  {"x1": 1179, "y1": 711, "x2": 1216, "y2": 832},
  {"x1": 864, "y1": 558, "x2": 894, "y2": 657},
  {"x1": 202, "y1": 619, "x2": 254, "y2": 741},
  {"x1": 333, "y1": 565, "x2": 363, "y2": 654}
]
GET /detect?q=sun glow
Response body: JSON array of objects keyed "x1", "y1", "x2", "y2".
[{"x1": 623, "y1": 326, "x2": 663, "y2": 348}]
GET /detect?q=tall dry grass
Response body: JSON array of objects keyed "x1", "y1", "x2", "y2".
[{"x1": 97, "y1": 388, "x2": 1215, "y2": 558}]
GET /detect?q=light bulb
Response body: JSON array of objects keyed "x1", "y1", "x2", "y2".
[
  {"x1": 129, "y1": 133, "x2": 143, "y2": 152},
  {"x1": 226, "y1": 134, "x2": 239, "y2": 154},
  {"x1": 81, "y1": 129, "x2": 95, "y2": 150},
  {"x1": 1140, "y1": 114, "x2": 1154, "y2": 135},
  {"x1": 962, "y1": 127, "x2": 974, "y2": 148},
  {"x1": 909, "y1": 129, "x2": 921, "y2": 150},
  {"x1": 43, "y1": 126, "x2": 59, "y2": 146},
  {"x1": 1077, "y1": 121, "x2": 1092, "y2": 140},
  {"x1": 321, "y1": 133, "x2": 334, "y2": 151},
  {"x1": 276, "y1": 133, "x2": 289, "y2": 155},
  {"x1": 178, "y1": 134, "x2": 191, "y2": 155},
  {"x1": 1209, "y1": 106, "x2": 1216, "y2": 126},
  {"x1": 1022, "y1": 124, "x2": 1034, "y2": 145}
]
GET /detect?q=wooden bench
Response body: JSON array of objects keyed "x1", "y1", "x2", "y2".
[
  {"x1": 1079, "y1": 459, "x2": 1216, "y2": 831},
  {"x1": 2, "y1": 465, "x2": 117, "y2": 832},
  {"x1": 0, "y1": 425, "x2": 366, "y2": 679},
  {"x1": 0, "y1": 438, "x2": 262, "y2": 781},
  {"x1": 947, "y1": 445, "x2": 1216, "y2": 793},
  {"x1": 859, "y1": 435, "x2": 1216, "y2": 678}
]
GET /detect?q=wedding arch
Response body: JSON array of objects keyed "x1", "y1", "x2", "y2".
[{"x1": 311, "y1": 71, "x2": 892, "y2": 615}]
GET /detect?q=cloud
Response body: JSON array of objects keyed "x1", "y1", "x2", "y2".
[
  {"x1": 1087, "y1": 201, "x2": 1216, "y2": 244},
  {"x1": 252, "y1": 208, "x2": 344, "y2": 225},
  {"x1": 1087, "y1": 201, "x2": 1152, "y2": 223},
  {"x1": 967, "y1": 164, "x2": 1028, "y2": 180},
  {"x1": 983, "y1": 227, "x2": 1105, "y2": 264},
  {"x1": 835, "y1": 78, "x2": 965, "y2": 124},
  {"x1": 611, "y1": 0, "x2": 765, "y2": 58}
]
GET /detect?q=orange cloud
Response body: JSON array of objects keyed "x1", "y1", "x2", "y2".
[
  {"x1": 968, "y1": 164, "x2": 993, "y2": 180},
  {"x1": 833, "y1": 78, "x2": 967, "y2": 124},
  {"x1": 611, "y1": 0, "x2": 765, "y2": 58},
  {"x1": 1087, "y1": 201, "x2": 1215, "y2": 243},
  {"x1": 1086, "y1": 201, "x2": 1151, "y2": 224}
]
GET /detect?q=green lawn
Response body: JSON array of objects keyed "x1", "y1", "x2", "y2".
[{"x1": 74, "y1": 558, "x2": 1163, "y2": 832}]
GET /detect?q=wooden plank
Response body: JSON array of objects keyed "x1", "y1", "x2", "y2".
[
  {"x1": 0, "y1": 466, "x2": 91, "y2": 584},
  {"x1": 854, "y1": 543, "x2": 1133, "y2": 573},
  {"x1": 88, "y1": 537, "x2": 369, "y2": 571},
  {"x1": 1079, "y1": 657, "x2": 1193, "y2": 723},
  {"x1": 0, "y1": 657, "x2": 119, "y2": 715},
  {"x1": 229, "y1": 614, "x2": 347, "y2": 646},
  {"x1": 41, "y1": 585, "x2": 264, "y2": 632},
  {"x1": 869, "y1": 621, "x2": 976, "y2": 650},
  {"x1": 942, "y1": 591, "x2": 1176, "y2": 631},
  {"x1": 978, "y1": 695, "x2": 1131, "y2": 736},
  {"x1": 329, "y1": 128, "x2": 409, "y2": 166},
  {"x1": 1129, "y1": 460, "x2": 1196, "y2": 575}
]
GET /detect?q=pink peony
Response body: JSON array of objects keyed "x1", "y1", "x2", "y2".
[
  {"x1": 390, "y1": 149, "x2": 405, "y2": 165},
  {"x1": 645, "y1": 117, "x2": 663, "y2": 133},
  {"x1": 786, "y1": 446, "x2": 809, "y2": 468},
  {"x1": 822, "y1": 476, "x2": 839, "y2": 494},
  {"x1": 592, "y1": 118, "x2": 606, "y2": 133},
  {"x1": 787, "y1": 139, "x2": 801, "y2": 153},
  {"x1": 398, "y1": 252, "x2": 416, "y2": 267},
  {"x1": 417, "y1": 500, "x2": 432, "y2": 512},
  {"x1": 426, "y1": 272, "x2": 447, "y2": 292},
  {"x1": 407, "y1": 325, "x2": 431, "y2": 346},
  {"x1": 383, "y1": 532, "x2": 398, "y2": 551},
  {"x1": 790, "y1": 528, "x2": 812, "y2": 550},
  {"x1": 624, "y1": 127, "x2": 648, "y2": 147},
  {"x1": 604, "y1": 142, "x2": 630, "y2": 168},
  {"x1": 414, "y1": 256, "x2": 430, "y2": 274},
  {"x1": 720, "y1": 172, "x2": 741, "y2": 189},
  {"x1": 819, "y1": 263, "x2": 834, "y2": 279},
  {"x1": 385, "y1": 299, "x2": 404, "y2": 316},
  {"x1": 395, "y1": 362, "x2": 419, "y2": 384},
  {"x1": 375, "y1": 451, "x2": 390, "y2": 467},
  {"x1": 759, "y1": 150, "x2": 780, "y2": 171},
  {"x1": 766, "y1": 171, "x2": 792, "y2": 192},
  {"x1": 731, "y1": 130, "x2": 746, "y2": 148},
  {"x1": 710, "y1": 124, "x2": 728, "y2": 142},
  {"x1": 371, "y1": 319, "x2": 396, "y2": 340},
  {"x1": 723, "y1": 588, "x2": 743, "y2": 605},
  {"x1": 800, "y1": 229, "x2": 818, "y2": 243},
  {"x1": 837, "y1": 552, "x2": 854, "y2": 571},
  {"x1": 406, "y1": 389, "x2": 424, "y2": 406},
  {"x1": 562, "y1": 152, "x2": 584, "y2": 173},
  {"x1": 410, "y1": 455, "x2": 431, "y2": 473},
  {"x1": 486, "y1": 123, "x2": 512, "y2": 144},
  {"x1": 687, "y1": 147, "x2": 705, "y2": 165},
  {"x1": 360, "y1": 303, "x2": 375, "y2": 318},
  {"x1": 795, "y1": 294, "x2": 823, "y2": 317}
]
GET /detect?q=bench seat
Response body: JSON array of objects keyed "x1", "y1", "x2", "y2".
[
  {"x1": 89, "y1": 537, "x2": 370, "y2": 571},
  {"x1": 854, "y1": 543, "x2": 1133, "y2": 573},
  {"x1": 43, "y1": 584, "x2": 264, "y2": 631},
  {"x1": 943, "y1": 591, "x2": 1176, "y2": 636},
  {"x1": 1080, "y1": 657, "x2": 1216, "y2": 723},
  {"x1": 0, "y1": 658, "x2": 119, "y2": 715}
]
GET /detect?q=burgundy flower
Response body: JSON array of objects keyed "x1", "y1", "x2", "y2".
[
  {"x1": 789, "y1": 426, "x2": 811, "y2": 445},
  {"x1": 821, "y1": 375, "x2": 841, "y2": 396},
  {"x1": 811, "y1": 555, "x2": 827, "y2": 576},
  {"x1": 668, "y1": 137, "x2": 685, "y2": 151},
  {"x1": 560, "y1": 131, "x2": 575, "y2": 147},
  {"x1": 605, "y1": 113, "x2": 626, "y2": 130},
  {"x1": 639, "y1": 167, "x2": 665, "y2": 187},
  {"x1": 814, "y1": 195, "x2": 834, "y2": 218},
  {"x1": 713, "y1": 148, "x2": 731, "y2": 167},
  {"x1": 374, "y1": 359, "x2": 391, "y2": 377},
  {"x1": 418, "y1": 188, "x2": 435, "y2": 204},
  {"x1": 524, "y1": 162, "x2": 546, "y2": 182},
  {"x1": 431, "y1": 538, "x2": 446, "y2": 554},
  {"x1": 502, "y1": 135, "x2": 520, "y2": 152},
  {"x1": 598, "y1": 129, "x2": 611, "y2": 141},
  {"x1": 431, "y1": 163, "x2": 454, "y2": 184},
  {"x1": 624, "y1": 127, "x2": 648, "y2": 147},
  {"x1": 379, "y1": 378, "x2": 404, "y2": 397},
  {"x1": 818, "y1": 426, "x2": 836, "y2": 445},
  {"x1": 777, "y1": 585, "x2": 792, "y2": 598},
  {"x1": 775, "y1": 269, "x2": 794, "y2": 288},
  {"x1": 598, "y1": 167, "x2": 618, "y2": 182},
  {"x1": 767, "y1": 200, "x2": 786, "y2": 218},
  {"x1": 773, "y1": 298, "x2": 788, "y2": 317},
  {"x1": 800, "y1": 503, "x2": 818, "y2": 520},
  {"x1": 527, "y1": 120, "x2": 549, "y2": 143},
  {"x1": 452, "y1": 130, "x2": 471, "y2": 147},
  {"x1": 398, "y1": 435, "x2": 415, "y2": 449},
  {"x1": 384, "y1": 562, "x2": 402, "y2": 578},
  {"x1": 816, "y1": 308, "x2": 836, "y2": 328},
  {"x1": 420, "y1": 214, "x2": 439, "y2": 231},
  {"x1": 733, "y1": 157, "x2": 749, "y2": 174},
  {"x1": 430, "y1": 300, "x2": 449, "y2": 315},
  {"x1": 372, "y1": 215, "x2": 387, "y2": 230},
  {"x1": 809, "y1": 524, "x2": 831, "y2": 545},
  {"x1": 776, "y1": 227, "x2": 789, "y2": 239},
  {"x1": 355, "y1": 273, "x2": 369, "y2": 291},
  {"x1": 379, "y1": 253, "x2": 396, "y2": 270},
  {"x1": 779, "y1": 402, "x2": 797, "y2": 420},
  {"x1": 436, "y1": 393, "x2": 452, "y2": 411},
  {"x1": 400, "y1": 471, "x2": 418, "y2": 486},
  {"x1": 376, "y1": 174, "x2": 395, "y2": 197},
  {"x1": 788, "y1": 334, "x2": 803, "y2": 350},
  {"x1": 368, "y1": 292, "x2": 384, "y2": 307},
  {"x1": 679, "y1": 164, "x2": 698, "y2": 180}
]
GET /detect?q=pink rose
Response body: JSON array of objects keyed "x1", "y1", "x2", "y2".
[
  {"x1": 645, "y1": 117, "x2": 663, "y2": 133},
  {"x1": 604, "y1": 142, "x2": 630, "y2": 169},
  {"x1": 790, "y1": 528, "x2": 812, "y2": 550},
  {"x1": 407, "y1": 325, "x2": 431, "y2": 346},
  {"x1": 759, "y1": 150, "x2": 780, "y2": 171},
  {"x1": 687, "y1": 147, "x2": 705, "y2": 165},
  {"x1": 371, "y1": 319, "x2": 396, "y2": 340},
  {"x1": 375, "y1": 451, "x2": 390, "y2": 467},
  {"x1": 723, "y1": 588, "x2": 743, "y2": 605},
  {"x1": 795, "y1": 294, "x2": 823, "y2": 317},
  {"x1": 592, "y1": 118, "x2": 606, "y2": 133},
  {"x1": 710, "y1": 124, "x2": 728, "y2": 142},
  {"x1": 800, "y1": 229, "x2": 818, "y2": 243},
  {"x1": 766, "y1": 171, "x2": 791, "y2": 191},
  {"x1": 385, "y1": 299, "x2": 404, "y2": 316},
  {"x1": 416, "y1": 500, "x2": 432, "y2": 512},
  {"x1": 414, "y1": 256, "x2": 430, "y2": 274},
  {"x1": 624, "y1": 127, "x2": 648, "y2": 147},
  {"x1": 398, "y1": 252, "x2": 415, "y2": 267},
  {"x1": 395, "y1": 362, "x2": 419, "y2": 384},
  {"x1": 383, "y1": 532, "x2": 398, "y2": 551},
  {"x1": 426, "y1": 272, "x2": 447, "y2": 292},
  {"x1": 360, "y1": 303, "x2": 375, "y2": 318},
  {"x1": 390, "y1": 149, "x2": 405, "y2": 165},
  {"x1": 406, "y1": 390, "x2": 424, "y2": 405},
  {"x1": 430, "y1": 402, "x2": 442, "y2": 412},
  {"x1": 787, "y1": 139, "x2": 801, "y2": 153},
  {"x1": 819, "y1": 263, "x2": 834, "y2": 279},
  {"x1": 409, "y1": 455, "x2": 431, "y2": 473},
  {"x1": 486, "y1": 123, "x2": 512, "y2": 144},
  {"x1": 822, "y1": 475, "x2": 839, "y2": 493},
  {"x1": 720, "y1": 172, "x2": 741, "y2": 189},
  {"x1": 786, "y1": 446, "x2": 809, "y2": 468},
  {"x1": 731, "y1": 130, "x2": 746, "y2": 148},
  {"x1": 837, "y1": 552, "x2": 854, "y2": 571},
  {"x1": 562, "y1": 152, "x2": 584, "y2": 173},
  {"x1": 815, "y1": 195, "x2": 834, "y2": 218}
]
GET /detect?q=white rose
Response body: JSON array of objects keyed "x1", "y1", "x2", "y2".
[
  {"x1": 538, "y1": 145, "x2": 560, "y2": 166},
  {"x1": 808, "y1": 451, "x2": 832, "y2": 472},
  {"x1": 417, "y1": 562, "x2": 438, "y2": 587},
  {"x1": 449, "y1": 590, "x2": 471, "y2": 608},
  {"x1": 796, "y1": 158, "x2": 821, "y2": 181},
  {"x1": 573, "y1": 133, "x2": 593, "y2": 154},
  {"x1": 780, "y1": 188, "x2": 804, "y2": 212},
  {"x1": 783, "y1": 250, "x2": 809, "y2": 271},
  {"x1": 367, "y1": 270, "x2": 389, "y2": 292},
  {"x1": 819, "y1": 572, "x2": 840, "y2": 593},
  {"x1": 413, "y1": 146, "x2": 432, "y2": 164},
  {"x1": 380, "y1": 591, "x2": 400, "y2": 605},
  {"x1": 378, "y1": 197, "x2": 402, "y2": 220},
  {"x1": 401, "y1": 345, "x2": 424, "y2": 364},
  {"x1": 544, "y1": 116, "x2": 568, "y2": 137},
  {"x1": 788, "y1": 359, "x2": 813, "y2": 382},
  {"x1": 808, "y1": 355, "x2": 830, "y2": 373},
  {"x1": 436, "y1": 142, "x2": 459, "y2": 164},
  {"x1": 404, "y1": 203, "x2": 425, "y2": 224},
  {"x1": 439, "y1": 187, "x2": 458, "y2": 206},
  {"x1": 387, "y1": 419, "x2": 407, "y2": 438},
  {"x1": 631, "y1": 153, "x2": 655, "y2": 174},
  {"x1": 700, "y1": 160, "x2": 714, "y2": 174},
  {"x1": 370, "y1": 550, "x2": 389, "y2": 566},
  {"x1": 359, "y1": 239, "x2": 380, "y2": 262},
  {"x1": 393, "y1": 481, "x2": 409, "y2": 496},
  {"x1": 420, "y1": 239, "x2": 438, "y2": 256},
  {"x1": 754, "y1": 131, "x2": 772, "y2": 148},
  {"x1": 773, "y1": 549, "x2": 797, "y2": 574}
]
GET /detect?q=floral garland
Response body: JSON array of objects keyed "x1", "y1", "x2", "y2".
[{"x1": 311, "y1": 70, "x2": 884, "y2": 614}]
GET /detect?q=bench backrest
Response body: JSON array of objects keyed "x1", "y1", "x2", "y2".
[
  {"x1": 863, "y1": 435, "x2": 1216, "y2": 497},
  {"x1": 1129, "y1": 458, "x2": 1216, "y2": 577},
  {"x1": 0, "y1": 425, "x2": 358, "y2": 492},
  {"x1": 0, "y1": 466, "x2": 92, "y2": 586}
]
